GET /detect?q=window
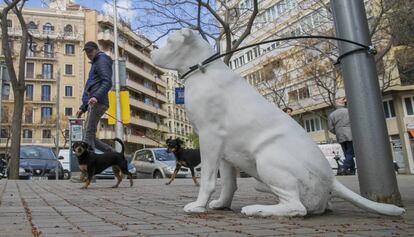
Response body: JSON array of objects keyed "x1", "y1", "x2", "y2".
[
  {"x1": 27, "y1": 43, "x2": 36, "y2": 57},
  {"x1": 0, "y1": 129, "x2": 9, "y2": 138},
  {"x1": 65, "y1": 108, "x2": 73, "y2": 116},
  {"x1": 2, "y1": 83, "x2": 10, "y2": 100},
  {"x1": 65, "y1": 64, "x2": 73, "y2": 75},
  {"x1": 404, "y1": 96, "x2": 414, "y2": 116},
  {"x1": 65, "y1": 86, "x2": 73, "y2": 97},
  {"x1": 44, "y1": 42, "x2": 54, "y2": 58},
  {"x1": 7, "y1": 19, "x2": 12, "y2": 28},
  {"x1": 65, "y1": 44, "x2": 75, "y2": 55},
  {"x1": 28, "y1": 21, "x2": 37, "y2": 31},
  {"x1": 288, "y1": 90, "x2": 298, "y2": 103},
  {"x1": 43, "y1": 23, "x2": 54, "y2": 33},
  {"x1": 42, "y1": 63, "x2": 53, "y2": 79},
  {"x1": 298, "y1": 87, "x2": 310, "y2": 100},
  {"x1": 383, "y1": 99, "x2": 396, "y2": 118},
  {"x1": 24, "y1": 107, "x2": 33, "y2": 124},
  {"x1": 23, "y1": 129, "x2": 33, "y2": 139},
  {"x1": 304, "y1": 117, "x2": 322, "y2": 133},
  {"x1": 42, "y1": 129, "x2": 52, "y2": 138},
  {"x1": 41, "y1": 85, "x2": 51, "y2": 101},
  {"x1": 25, "y1": 84, "x2": 34, "y2": 101},
  {"x1": 26, "y1": 62, "x2": 34, "y2": 78},
  {"x1": 41, "y1": 107, "x2": 52, "y2": 122}
]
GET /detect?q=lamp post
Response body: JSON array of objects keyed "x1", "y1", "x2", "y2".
[
  {"x1": 113, "y1": 0, "x2": 124, "y2": 152},
  {"x1": 330, "y1": 0, "x2": 402, "y2": 205}
]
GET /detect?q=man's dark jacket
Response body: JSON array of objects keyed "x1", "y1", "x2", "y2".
[{"x1": 80, "y1": 51, "x2": 113, "y2": 112}]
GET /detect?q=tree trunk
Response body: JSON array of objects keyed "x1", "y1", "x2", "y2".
[{"x1": 8, "y1": 88, "x2": 25, "y2": 179}]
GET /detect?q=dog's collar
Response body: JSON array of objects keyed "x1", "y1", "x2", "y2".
[{"x1": 180, "y1": 52, "x2": 220, "y2": 80}]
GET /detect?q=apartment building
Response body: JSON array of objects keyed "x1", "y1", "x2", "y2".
[
  {"x1": 84, "y1": 10, "x2": 169, "y2": 154},
  {"x1": 0, "y1": 4, "x2": 85, "y2": 152},
  {"x1": 162, "y1": 70, "x2": 195, "y2": 148},
  {"x1": 0, "y1": 0, "x2": 169, "y2": 155},
  {"x1": 218, "y1": 0, "x2": 414, "y2": 172}
]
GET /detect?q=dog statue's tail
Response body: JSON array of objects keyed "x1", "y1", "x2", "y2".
[
  {"x1": 332, "y1": 179, "x2": 405, "y2": 216},
  {"x1": 113, "y1": 138, "x2": 125, "y2": 155}
]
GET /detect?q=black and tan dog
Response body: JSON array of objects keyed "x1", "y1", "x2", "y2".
[
  {"x1": 72, "y1": 138, "x2": 133, "y2": 189},
  {"x1": 165, "y1": 138, "x2": 201, "y2": 186}
]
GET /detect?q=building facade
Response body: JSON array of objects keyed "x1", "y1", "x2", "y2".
[
  {"x1": 0, "y1": 4, "x2": 85, "y2": 152},
  {"x1": 218, "y1": 0, "x2": 414, "y2": 173},
  {"x1": 0, "y1": 1, "x2": 169, "y2": 155},
  {"x1": 162, "y1": 70, "x2": 195, "y2": 148}
]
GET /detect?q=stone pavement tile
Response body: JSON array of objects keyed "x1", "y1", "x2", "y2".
[
  {"x1": 71, "y1": 221, "x2": 109, "y2": 228},
  {"x1": 302, "y1": 234, "x2": 366, "y2": 237},
  {"x1": 196, "y1": 231, "x2": 251, "y2": 237},
  {"x1": 348, "y1": 229, "x2": 408, "y2": 237},
  {"x1": 32, "y1": 221, "x2": 73, "y2": 228},
  {"x1": 132, "y1": 228, "x2": 196, "y2": 236},
  {"x1": 81, "y1": 224, "x2": 124, "y2": 232},
  {"x1": 85, "y1": 230, "x2": 139, "y2": 237},
  {"x1": 42, "y1": 233, "x2": 89, "y2": 237}
]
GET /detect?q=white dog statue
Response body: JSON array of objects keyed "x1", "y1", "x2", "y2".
[{"x1": 151, "y1": 29, "x2": 405, "y2": 217}]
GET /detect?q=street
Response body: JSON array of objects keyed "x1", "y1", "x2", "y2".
[{"x1": 0, "y1": 176, "x2": 413, "y2": 237}]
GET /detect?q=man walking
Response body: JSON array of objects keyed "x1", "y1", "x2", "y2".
[
  {"x1": 71, "y1": 42, "x2": 114, "y2": 182},
  {"x1": 77, "y1": 41, "x2": 114, "y2": 153},
  {"x1": 328, "y1": 98, "x2": 355, "y2": 175}
]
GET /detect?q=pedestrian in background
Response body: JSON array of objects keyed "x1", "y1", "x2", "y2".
[
  {"x1": 282, "y1": 107, "x2": 293, "y2": 116},
  {"x1": 328, "y1": 98, "x2": 355, "y2": 175}
]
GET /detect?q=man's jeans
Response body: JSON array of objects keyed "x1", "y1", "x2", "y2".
[
  {"x1": 340, "y1": 141, "x2": 355, "y2": 172},
  {"x1": 83, "y1": 103, "x2": 115, "y2": 153}
]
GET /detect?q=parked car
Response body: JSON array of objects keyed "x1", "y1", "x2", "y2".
[
  {"x1": 131, "y1": 148, "x2": 200, "y2": 179},
  {"x1": 16, "y1": 146, "x2": 64, "y2": 180},
  {"x1": 58, "y1": 149, "x2": 72, "y2": 180}
]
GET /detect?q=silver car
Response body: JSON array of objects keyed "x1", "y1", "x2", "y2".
[{"x1": 131, "y1": 148, "x2": 195, "y2": 179}]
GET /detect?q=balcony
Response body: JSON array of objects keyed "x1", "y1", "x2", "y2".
[
  {"x1": 126, "y1": 61, "x2": 159, "y2": 84},
  {"x1": 129, "y1": 97, "x2": 168, "y2": 118},
  {"x1": 126, "y1": 79, "x2": 168, "y2": 103},
  {"x1": 130, "y1": 117, "x2": 169, "y2": 132},
  {"x1": 26, "y1": 52, "x2": 57, "y2": 61},
  {"x1": 25, "y1": 74, "x2": 57, "y2": 82}
]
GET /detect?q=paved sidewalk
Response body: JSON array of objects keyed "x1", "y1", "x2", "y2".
[{"x1": 0, "y1": 176, "x2": 413, "y2": 237}]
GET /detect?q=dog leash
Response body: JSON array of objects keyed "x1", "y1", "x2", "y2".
[
  {"x1": 104, "y1": 112, "x2": 164, "y2": 146},
  {"x1": 180, "y1": 35, "x2": 377, "y2": 80}
]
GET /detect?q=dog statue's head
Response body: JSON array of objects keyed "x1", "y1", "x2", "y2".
[
  {"x1": 72, "y1": 141, "x2": 89, "y2": 157},
  {"x1": 151, "y1": 28, "x2": 215, "y2": 74},
  {"x1": 166, "y1": 138, "x2": 184, "y2": 153}
]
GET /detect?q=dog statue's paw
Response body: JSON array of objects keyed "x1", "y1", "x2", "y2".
[
  {"x1": 241, "y1": 205, "x2": 263, "y2": 216},
  {"x1": 184, "y1": 201, "x2": 206, "y2": 213},
  {"x1": 165, "y1": 182, "x2": 170, "y2": 185},
  {"x1": 80, "y1": 186, "x2": 88, "y2": 190},
  {"x1": 209, "y1": 199, "x2": 230, "y2": 210}
]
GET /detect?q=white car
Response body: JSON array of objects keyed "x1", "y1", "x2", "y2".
[{"x1": 58, "y1": 149, "x2": 72, "y2": 179}]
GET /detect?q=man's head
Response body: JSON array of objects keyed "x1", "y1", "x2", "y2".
[
  {"x1": 282, "y1": 107, "x2": 293, "y2": 116},
  {"x1": 83, "y1": 41, "x2": 99, "y2": 61},
  {"x1": 336, "y1": 98, "x2": 347, "y2": 107}
]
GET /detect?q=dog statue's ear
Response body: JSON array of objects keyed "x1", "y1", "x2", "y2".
[{"x1": 181, "y1": 28, "x2": 193, "y2": 38}]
